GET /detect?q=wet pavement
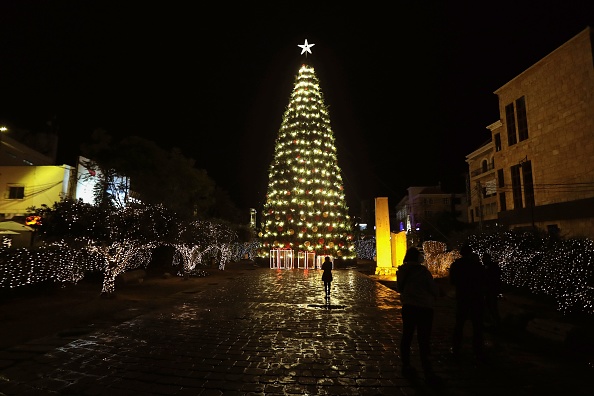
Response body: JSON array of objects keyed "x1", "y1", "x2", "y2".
[{"x1": 0, "y1": 266, "x2": 592, "y2": 395}]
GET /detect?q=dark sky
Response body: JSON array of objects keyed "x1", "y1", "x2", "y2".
[{"x1": 1, "y1": 1, "x2": 593, "y2": 217}]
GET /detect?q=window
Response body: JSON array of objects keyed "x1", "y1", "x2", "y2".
[
  {"x1": 443, "y1": 198, "x2": 449, "y2": 205},
  {"x1": 497, "y1": 169, "x2": 504, "y2": 188},
  {"x1": 522, "y1": 160, "x2": 535, "y2": 207},
  {"x1": 494, "y1": 133, "x2": 502, "y2": 152},
  {"x1": 511, "y1": 165, "x2": 523, "y2": 209},
  {"x1": 516, "y1": 97, "x2": 529, "y2": 141},
  {"x1": 8, "y1": 186, "x2": 24, "y2": 199},
  {"x1": 499, "y1": 192, "x2": 507, "y2": 211},
  {"x1": 505, "y1": 96, "x2": 529, "y2": 146},
  {"x1": 505, "y1": 103, "x2": 517, "y2": 146},
  {"x1": 482, "y1": 159, "x2": 488, "y2": 172},
  {"x1": 547, "y1": 224, "x2": 560, "y2": 237}
]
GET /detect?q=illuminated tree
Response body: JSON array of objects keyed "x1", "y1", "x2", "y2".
[
  {"x1": 88, "y1": 204, "x2": 177, "y2": 295},
  {"x1": 260, "y1": 47, "x2": 355, "y2": 260},
  {"x1": 35, "y1": 198, "x2": 109, "y2": 249},
  {"x1": 34, "y1": 199, "x2": 178, "y2": 294},
  {"x1": 172, "y1": 219, "x2": 238, "y2": 277}
]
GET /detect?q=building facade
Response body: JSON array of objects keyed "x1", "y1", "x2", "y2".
[
  {"x1": 0, "y1": 155, "x2": 131, "y2": 223},
  {"x1": 394, "y1": 185, "x2": 468, "y2": 236},
  {"x1": 0, "y1": 165, "x2": 75, "y2": 221},
  {"x1": 467, "y1": 26, "x2": 594, "y2": 239},
  {"x1": 0, "y1": 131, "x2": 55, "y2": 167},
  {"x1": 466, "y1": 122, "x2": 499, "y2": 229}
]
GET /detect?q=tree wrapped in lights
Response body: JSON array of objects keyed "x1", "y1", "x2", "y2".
[
  {"x1": 260, "y1": 53, "x2": 354, "y2": 260},
  {"x1": 34, "y1": 199, "x2": 178, "y2": 295},
  {"x1": 88, "y1": 203, "x2": 177, "y2": 294},
  {"x1": 173, "y1": 219, "x2": 237, "y2": 277}
]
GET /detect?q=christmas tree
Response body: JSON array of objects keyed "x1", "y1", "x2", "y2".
[{"x1": 260, "y1": 40, "x2": 355, "y2": 260}]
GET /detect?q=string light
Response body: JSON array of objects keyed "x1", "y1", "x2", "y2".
[
  {"x1": 464, "y1": 230, "x2": 594, "y2": 316},
  {"x1": 261, "y1": 64, "x2": 354, "y2": 259}
]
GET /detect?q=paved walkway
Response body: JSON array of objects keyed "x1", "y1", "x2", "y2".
[{"x1": 0, "y1": 266, "x2": 591, "y2": 395}]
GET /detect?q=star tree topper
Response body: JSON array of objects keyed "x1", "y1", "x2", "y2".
[{"x1": 298, "y1": 39, "x2": 315, "y2": 56}]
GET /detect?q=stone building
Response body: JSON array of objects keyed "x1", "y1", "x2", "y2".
[
  {"x1": 467, "y1": 26, "x2": 594, "y2": 239},
  {"x1": 466, "y1": 123, "x2": 498, "y2": 228}
]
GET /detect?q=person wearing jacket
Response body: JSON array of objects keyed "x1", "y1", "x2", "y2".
[
  {"x1": 321, "y1": 256, "x2": 333, "y2": 297},
  {"x1": 396, "y1": 247, "x2": 442, "y2": 386},
  {"x1": 449, "y1": 244, "x2": 486, "y2": 361}
]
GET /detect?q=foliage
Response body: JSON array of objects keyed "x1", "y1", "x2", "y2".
[
  {"x1": 206, "y1": 186, "x2": 246, "y2": 224},
  {"x1": 354, "y1": 237, "x2": 376, "y2": 260},
  {"x1": 33, "y1": 198, "x2": 110, "y2": 248},
  {"x1": 457, "y1": 229, "x2": 594, "y2": 316},
  {"x1": 2, "y1": 129, "x2": 258, "y2": 294},
  {"x1": 81, "y1": 130, "x2": 217, "y2": 217},
  {"x1": 0, "y1": 243, "x2": 102, "y2": 288},
  {"x1": 31, "y1": 199, "x2": 183, "y2": 294},
  {"x1": 418, "y1": 210, "x2": 475, "y2": 245},
  {"x1": 423, "y1": 240, "x2": 459, "y2": 277}
]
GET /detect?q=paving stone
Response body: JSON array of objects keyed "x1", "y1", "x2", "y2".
[{"x1": 0, "y1": 267, "x2": 592, "y2": 395}]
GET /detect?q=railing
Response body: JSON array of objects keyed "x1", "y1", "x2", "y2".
[{"x1": 471, "y1": 163, "x2": 495, "y2": 177}]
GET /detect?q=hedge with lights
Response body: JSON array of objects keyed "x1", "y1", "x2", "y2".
[{"x1": 463, "y1": 230, "x2": 594, "y2": 316}]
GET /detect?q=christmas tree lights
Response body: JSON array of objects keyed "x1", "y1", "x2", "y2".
[{"x1": 260, "y1": 53, "x2": 354, "y2": 260}]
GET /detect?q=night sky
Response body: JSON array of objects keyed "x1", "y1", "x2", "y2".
[{"x1": 1, "y1": 1, "x2": 593, "y2": 217}]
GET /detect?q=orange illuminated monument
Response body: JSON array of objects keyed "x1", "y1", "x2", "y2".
[
  {"x1": 375, "y1": 198, "x2": 395, "y2": 276},
  {"x1": 375, "y1": 197, "x2": 407, "y2": 277}
]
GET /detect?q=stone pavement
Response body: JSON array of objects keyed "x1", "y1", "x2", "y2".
[{"x1": 0, "y1": 265, "x2": 592, "y2": 395}]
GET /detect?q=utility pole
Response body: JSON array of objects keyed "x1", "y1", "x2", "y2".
[{"x1": 519, "y1": 156, "x2": 535, "y2": 229}]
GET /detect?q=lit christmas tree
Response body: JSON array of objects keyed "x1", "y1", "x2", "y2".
[{"x1": 260, "y1": 40, "x2": 355, "y2": 260}]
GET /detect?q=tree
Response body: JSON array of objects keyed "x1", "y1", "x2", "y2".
[
  {"x1": 34, "y1": 198, "x2": 110, "y2": 248},
  {"x1": 260, "y1": 62, "x2": 355, "y2": 259},
  {"x1": 81, "y1": 131, "x2": 216, "y2": 217},
  {"x1": 34, "y1": 199, "x2": 180, "y2": 294},
  {"x1": 172, "y1": 218, "x2": 238, "y2": 277},
  {"x1": 420, "y1": 211, "x2": 473, "y2": 246},
  {"x1": 206, "y1": 186, "x2": 244, "y2": 224}
]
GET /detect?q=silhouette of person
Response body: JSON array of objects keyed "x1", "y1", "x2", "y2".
[
  {"x1": 449, "y1": 245, "x2": 486, "y2": 361},
  {"x1": 483, "y1": 252, "x2": 502, "y2": 329},
  {"x1": 321, "y1": 256, "x2": 333, "y2": 297},
  {"x1": 396, "y1": 247, "x2": 443, "y2": 386}
]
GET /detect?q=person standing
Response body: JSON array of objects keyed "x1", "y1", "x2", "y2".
[
  {"x1": 321, "y1": 256, "x2": 333, "y2": 297},
  {"x1": 396, "y1": 247, "x2": 443, "y2": 386},
  {"x1": 449, "y1": 244, "x2": 486, "y2": 361},
  {"x1": 483, "y1": 252, "x2": 502, "y2": 329}
]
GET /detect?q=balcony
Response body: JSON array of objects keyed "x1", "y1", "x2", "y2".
[{"x1": 471, "y1": 163, "x2": 495, "y2": 177}]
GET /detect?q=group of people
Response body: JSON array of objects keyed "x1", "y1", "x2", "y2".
[
  {"x1": 318, "y1": 247, "x2": 502, "y2": 387},
  {"x1": 395, "y1": 244, "x2": 502, "y2": 387}
]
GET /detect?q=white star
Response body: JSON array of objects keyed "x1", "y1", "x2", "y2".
[{"x1": 298, "y1": 39, "x2": 315, "y2": 55}]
